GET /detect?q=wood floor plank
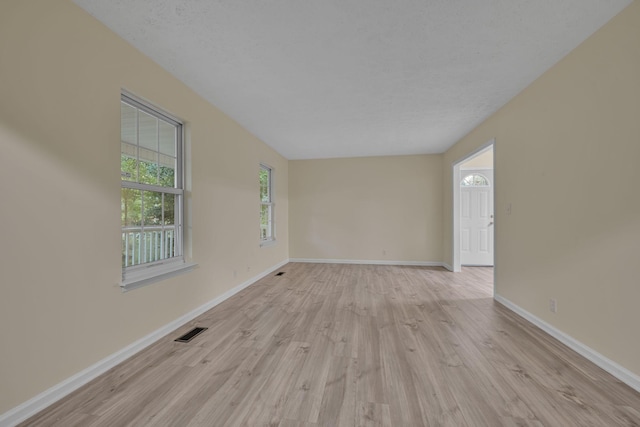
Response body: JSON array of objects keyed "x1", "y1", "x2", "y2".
[
  {"x1": 282, "y1": 333, "x2": 333, "y2": 424},
  {"x1": 355, "y1": 401, "x2": 391, "y2": 427},
  {"x1": 316, "y1": 356, "x2": 357, "y2": 427},
  {"x1": 277, "y1": 419, "x2": 318, "y2": 427},
  {"x1": 236, "y1": 340, "x2": 311, "y2": 427},
  {"x1": 18, "y1": 263, "x2": 640, "y2": 427}
]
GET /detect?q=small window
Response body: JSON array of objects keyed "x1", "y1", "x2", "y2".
[
  {"x1": 259, "y1": 164, "x2": 275, "y2": 244},
  {"x1": 461, "y1": 173, "x2": 489, "y2": 187},
  {"x1": 121, "y1": 93, "x2": 193, "y2": 290}
]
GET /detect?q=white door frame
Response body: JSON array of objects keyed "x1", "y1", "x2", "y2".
[
  {"x1": 452, "y1": 139, "x2": 495, "y2": 273},
  {"x1": 459, "y1": 167, "x2": 494, "y2": 266}
]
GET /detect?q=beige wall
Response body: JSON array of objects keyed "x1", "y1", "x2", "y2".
[
  {"x1": 2, "y1": 0, "x2": 639, "y2": 417},
  {"x1": 289, "y1": 155, "x2": 442, "y2": 262},
  {"x1": 0, "y1": 0, "x2": 288, "y2": 413},
  {"x1": 443, "y1": 2, "x2": 640, "y2": 376},
  {"x1": 461, "y1": 148, "x2": 493, "y2": 169}
]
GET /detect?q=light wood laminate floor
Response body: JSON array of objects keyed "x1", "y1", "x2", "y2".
[{"x1": 21, "y1": 263, "x2": 640, "y2": 426}]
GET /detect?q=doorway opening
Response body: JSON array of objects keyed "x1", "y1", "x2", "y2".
[{"x1": 452, "y1": 140, "x2": 495, "y2": 292}]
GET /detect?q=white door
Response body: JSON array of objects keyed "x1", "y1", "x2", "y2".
[{"x1": 460, "y1": 170, "x2": 494, "y2": 266}]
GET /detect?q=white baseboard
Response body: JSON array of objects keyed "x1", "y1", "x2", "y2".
[
  {"x1": 0, "y1": 259, "x2": 290, "y2": 427},
  {"x1": 441, "y1": 262, "x2": 454, "y2": 271},
  {"x1": 289, "y1": 258, "x2": 445, "y2": 267},
  {"x1": 494, "y1": 294, "x2": 640, "y2": 394}
]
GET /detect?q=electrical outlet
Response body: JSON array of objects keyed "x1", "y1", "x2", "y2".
[
  {"x1": 382, "y1": 249, "x2": 386, "y2": 256},
  {"x1": 549, "y1": 298, "x2": 557, "y2": 313}
]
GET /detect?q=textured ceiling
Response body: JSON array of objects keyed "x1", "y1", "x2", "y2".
[{"x1": 74, "y1": 0, "x2": 631, "y2": 159}]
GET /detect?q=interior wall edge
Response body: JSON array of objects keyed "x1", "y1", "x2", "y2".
[
  {"x1": 441, "y1": 263, "x2": 454, "y2": 272},
  {"x1": 289, "y1": 258, "x2": 444, "y2": 267}
]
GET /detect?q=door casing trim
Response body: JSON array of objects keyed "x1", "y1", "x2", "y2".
[{"x1": 452, "y1": 139, "x2": 495, "y2": 274}]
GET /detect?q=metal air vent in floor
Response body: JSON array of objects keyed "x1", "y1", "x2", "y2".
[{"x1": 175, "y1": 327, "x2": 207, "y2": 343}]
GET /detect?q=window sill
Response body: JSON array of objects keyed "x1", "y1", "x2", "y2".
[
  {"x1": 260, "y1": 239, "x2": 277, "y2": 248},
  {"x1": 120, "y1": 261, "x2": 198, "y2": 292}
]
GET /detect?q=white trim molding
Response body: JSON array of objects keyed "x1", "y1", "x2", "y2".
[
  {"x1": 494, "y1": 294, "x2": 640, "y2": 394},
  {"x1": 441, "y1": 262, "x2": 454, "y2": 272},
  {"x1": 289, "y1": 258, "x2": 446, "y2": 267},
  {"x1": 121, "y1": 261, "x2": 198, "y2": 292},
  {"x1": 0, "y1": 259, "x2": 290, "y2": 427}
]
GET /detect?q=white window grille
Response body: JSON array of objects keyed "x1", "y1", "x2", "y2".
[{"x1": 259, "y1": 164, "x2": 275, "y2": 244}]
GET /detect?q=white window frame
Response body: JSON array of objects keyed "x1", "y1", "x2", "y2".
[
  {"x1": 259, "y1": 163, "x2": 276, "y2": 246},
  {"x1": 120, "y1": 92, "x2": 195, "y2": 291}
]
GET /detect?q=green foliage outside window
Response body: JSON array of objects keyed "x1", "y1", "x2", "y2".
[
  {"x1": 259, "y1": 168, "x2": 270, "y2": 202},
  {"x1": 121, "y1": 155, "x2": 175, "y2": 227},
  {"x1": 260, "y1": 166, "x2": 273, "y2": 240}
]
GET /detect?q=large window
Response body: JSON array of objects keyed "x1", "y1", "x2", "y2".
[
  {"x1": 121, "y1": 93, "x2": 189, "y2": 289},
  {"x1": 259, "y1": 164, "x2": 275, "y2": 244}
]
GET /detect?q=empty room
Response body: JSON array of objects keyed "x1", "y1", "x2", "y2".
[{"x1": 1, "y1": 0, "x2": 639, "y2": 426}]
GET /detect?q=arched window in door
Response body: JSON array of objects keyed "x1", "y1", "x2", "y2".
[{"x1": 461, "y1": 173, "x2": 489, "y2": 187}]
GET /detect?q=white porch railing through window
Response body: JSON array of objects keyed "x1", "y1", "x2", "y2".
[{"x1": 122, "y1": 226, "x2": 176, "y2": 267}]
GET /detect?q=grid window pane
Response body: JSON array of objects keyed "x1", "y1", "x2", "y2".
[
  {"x1": 121, "y1": 153, "x2": 138, "y2": 182},
  {"x1": 121, "y1": 95, "x2": 183, "y2": 271},
  {"x1": 260, "y1": 168, "x2": 270, "y2": 203},
  {"x1": 159, "y1": 120, "x2": 176, "y2": 157},
  {"x1": 121, "y1": 188, "x2": 142, "y2": 227},
  {"x1": 260, "y1": 164, "x2": 274, "y2": 242},
  {"x1": 260, "y1": 204, "x2": 272, "y2": 240},
  {"x1": 121, "y1": 100, "x2": 177, "y2": 189},
  {"x1": 143, "y1": 190, "x2": 163, "y2": 226},
  {"x1": 121, "y1": 103, "x2": 137, "y2": 146},
  {"x1": 163, "y1": 193, "x2": 175, "y2": 225},
  {"x1": 122, "y1": 189, "x2": 178, "y2": 268},
  {"x1": 159, "y1": 158, "x2": 176, "y2": 187},
  {"x1": 139, "y1": 149, "x2": 160, "y2": 186},
  {"x1": 138, "y1": 110, "x2": 158, "y2": 151}
]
